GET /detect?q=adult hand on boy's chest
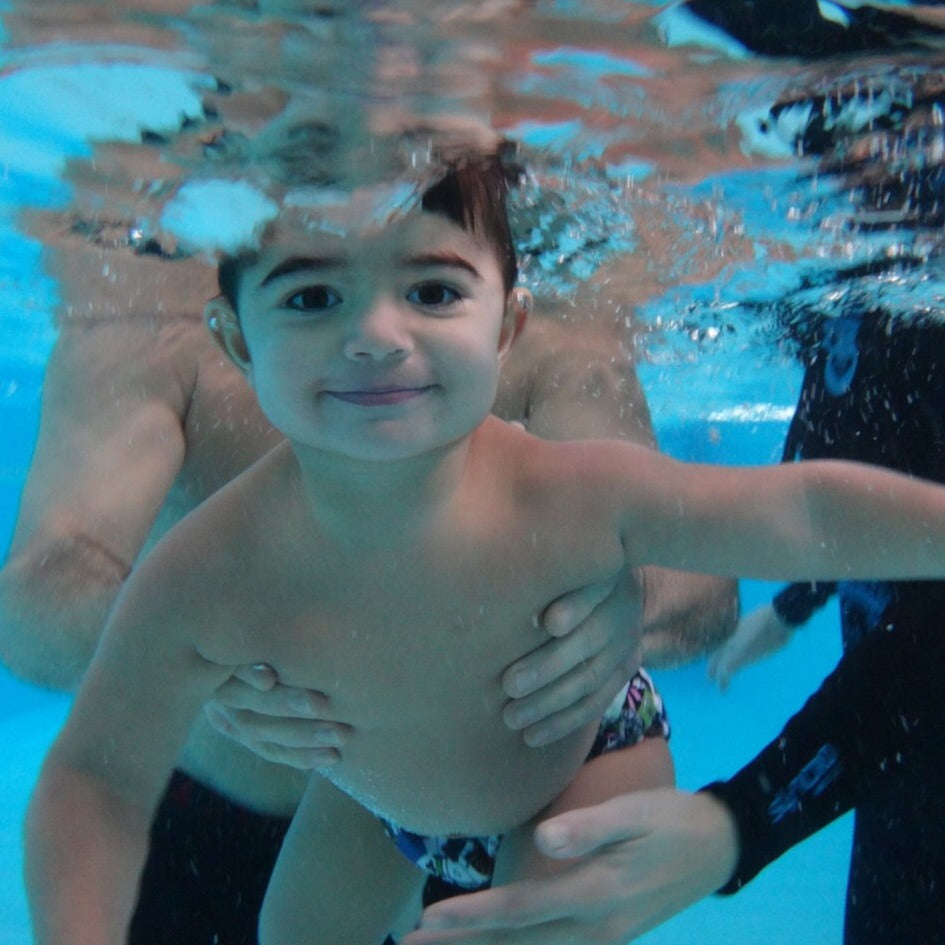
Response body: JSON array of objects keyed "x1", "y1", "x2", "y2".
[
  {"x1": 204, "y1": 662, "x2": 351, "y2": 770},
  {"x1": 501, "y1": 569, "x2": 644, "y2": 747}
]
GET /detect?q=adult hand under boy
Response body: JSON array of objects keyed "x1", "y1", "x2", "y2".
[{"x1": 404, "y1": 788, "x2": 738, "y2": 945}]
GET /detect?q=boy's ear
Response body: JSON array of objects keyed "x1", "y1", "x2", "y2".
[
  {"x1": 499, "y1": 288, "x2": 531, "y2": 359},
  {"x1": 205, "y1": 297, "x2": 252, "y2": 374}
]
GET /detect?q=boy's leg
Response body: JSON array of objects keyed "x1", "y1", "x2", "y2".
[
  {"x1": 260, "y1": 774, "x2": 425, "y2": 945},
  {"x1": 492, "y1": 736, "x2": 674, "y2": 884}
]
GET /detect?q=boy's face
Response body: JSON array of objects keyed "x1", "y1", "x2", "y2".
[{"x1": 210, "y1": 202, "x2": 524, "y2": 463}]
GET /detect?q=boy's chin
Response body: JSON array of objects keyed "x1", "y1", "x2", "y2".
[{"x1": 293, "y1": 429, "x2": 471, "y2": 464}]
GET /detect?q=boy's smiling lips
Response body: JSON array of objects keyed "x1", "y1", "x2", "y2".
[{"x1": 323, "y1": 385, "x2": 436, "y2": 407}]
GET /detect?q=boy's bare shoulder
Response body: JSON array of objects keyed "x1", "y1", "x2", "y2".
[
  {"x1": 477, "y1": 420, "x2": 675, "y2": 545},
  {"x1": 488, "y1": 418, "x2": 664, "y2": 489},
  {"x1": 123, "y1": 443, "x2": 297, "y2": 616}
]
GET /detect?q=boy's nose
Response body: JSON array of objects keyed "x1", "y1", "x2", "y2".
[{"x1": 342, "y1": 300, "x2": 411, "y2": 362}]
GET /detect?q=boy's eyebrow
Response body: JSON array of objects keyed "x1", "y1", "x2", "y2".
[
  {"x1": 402, "y1": 251, "x2": 483, "y2": 280},
  {"x1": 258, "y1": 250, "x2": 483, "y2": 288},
  {"x1": 259, "y1": 256, "x2": 346, "y2": 287}
]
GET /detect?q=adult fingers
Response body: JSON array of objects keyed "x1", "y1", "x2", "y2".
[
  {"x1": 706, "y1": 648, "x2": 734, "y2": 691},
  {"x1": 212, "y1": 675, "x2": 335, "y2": 719},
  {"x1": 414, "y1": 872, "x2": 598, "y2": 934},
  {"x1": 503, "y1": 596, "x2": 630, "y2": 701},
  {"x1": 540, "y1": 580, "x2": 615, "y2": 638},
  {"x1": 231, "y1": 662, "x2": 279, "y2": 690},
  {"x1": 406, "y1": 856, "x2": 644, "y2": 945},
  {"x1": 507, "y1": 661, "x2": 633, "y2": 747},
  {"x1": 203, "y1": 705, "x2": 350, "y2": 769}
]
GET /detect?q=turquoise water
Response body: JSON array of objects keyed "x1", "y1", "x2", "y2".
[{"x1": 3, "y1": 1, "x2": 942, "y2": 942}]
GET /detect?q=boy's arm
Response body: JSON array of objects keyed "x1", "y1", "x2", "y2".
[
  {"x1": 24, "y1": 548, "x2": 232, "y2": 945},
  {"x1": 0, "y1": 323, "x2": 189, "y2": 689},
  {"x1": 619, "y1": 449, "x2": 945, "y2": 581}
]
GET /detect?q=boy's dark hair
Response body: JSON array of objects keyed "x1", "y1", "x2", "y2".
[
  {"x1": 217, "y1": 149, "x2": 520, "y2": 310},
  {"x1": 419, "y1": 150, "x2": 519, "y2": 295}
]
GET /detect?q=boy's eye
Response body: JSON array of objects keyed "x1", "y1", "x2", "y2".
[
  {"x1": 407, "y1": 282, "x2": 463, "y2": 308},
  {"x1": 283, "y1": 285, "x2": 342, "y2": 312}
]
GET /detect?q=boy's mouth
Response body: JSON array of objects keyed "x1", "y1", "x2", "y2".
[{"x1": 325, "y1": 386, "x2": 434, "y2": 407}]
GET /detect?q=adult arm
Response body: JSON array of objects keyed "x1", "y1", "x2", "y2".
[
  {"x1": 0, "y1": 320, "x2": 351, "y2": 763},
  {"x1": 407, "y1": 604, "x2": 945, "y2": 944},
  {"x1": 708, "y1": 582, "x2": 836, "y2": 689},
  {"x1": 0, "y1": 310, "x2": 347, "y2": 768},
  {"x1": 704, "y1": 594, "x2": 944, "y2": 890},
  {"x1": 0, "y1": 322, "x2": 189, "y2": 689}
]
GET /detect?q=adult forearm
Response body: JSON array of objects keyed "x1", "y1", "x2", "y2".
[
  {"x1": 640, "y1": 567, "x2": 738, "y2": 668},
  {"x1": 0, "y1": 536, "x2": 129, "y2": 690},
  {"x1": 702, "y1": 609, "x2": 945, "y2": 891}
]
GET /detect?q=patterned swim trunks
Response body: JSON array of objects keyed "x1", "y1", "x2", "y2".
[{"x1": 380, "y1": 667, "x2": 669, "y2": 890}]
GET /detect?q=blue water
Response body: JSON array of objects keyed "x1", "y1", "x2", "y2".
[{"x1": 5, "y1": 2, "x2": 936, "y2": 941}]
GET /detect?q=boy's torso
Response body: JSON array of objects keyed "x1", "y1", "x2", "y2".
[{"x1": 176, "y1": 420, "x2": 631, "y2": 834}]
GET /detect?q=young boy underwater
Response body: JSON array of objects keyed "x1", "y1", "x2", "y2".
[{"x1": 25, "y1": 152, "x2": 945, "y2": 945}]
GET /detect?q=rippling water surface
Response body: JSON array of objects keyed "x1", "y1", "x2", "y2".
[{"x1": 3, "y1": 1, "x2": 944, "y2": 415}]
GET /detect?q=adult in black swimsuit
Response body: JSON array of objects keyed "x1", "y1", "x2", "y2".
[{"x1": 705, "y1": 310, "x2": 945, "y2": 944}]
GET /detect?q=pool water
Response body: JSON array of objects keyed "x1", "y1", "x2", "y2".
[{"x1": 2, "y1": 1, "x2": 941, "y2": 942}]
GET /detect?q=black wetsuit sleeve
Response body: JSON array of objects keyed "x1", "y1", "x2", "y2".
[
  {"x1": 771, "y1": 582, "x2": 836, "y2": 627},
  {"x1": 700, "y1": 612, "x2": 945, "y2": 893}
]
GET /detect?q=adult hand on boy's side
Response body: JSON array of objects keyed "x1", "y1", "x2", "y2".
[
  {"x1": 501, "y1": 571, "x2": 644, "y2": 747},
  {"x1": 205, "y1": 663, "x2": 352, "y2": 769}
]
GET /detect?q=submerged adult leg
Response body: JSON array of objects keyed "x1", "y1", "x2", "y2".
[{"x1": 130, "y1": 771, "x2": 291, "y2": 945}]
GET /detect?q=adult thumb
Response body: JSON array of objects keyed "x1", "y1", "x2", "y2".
[{"x1": 534, "y1": 792, "x2": 653, "y2": 858}]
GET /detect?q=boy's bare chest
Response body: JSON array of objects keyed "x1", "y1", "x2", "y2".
[
  {"x1": 199, "y1": 474, "x2": 627, "y2": 833},
  {"x1": 258, "y1": 530, "x2": 550, "y2": 694},
  {"x1": 239, "y1": 502, "x2": 623, "y2": 717}
]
